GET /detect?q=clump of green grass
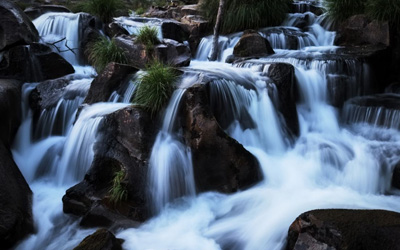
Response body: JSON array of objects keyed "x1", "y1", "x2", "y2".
[
  {"x1": 109, "y1": 169, "x2": 128, "y2": 205},
  {"x1": 366, "y1": 0, "x2": 400, "y2": 26},
  {"x1": 79, "y1": 0, "x2": 123, "y2": 23},
  {"x1": 133, "y1": 61, "x2": 177, "y2": 116},
  {"x1": 324, "y1": 0, "x2": 366, "y2": 21},
  {"x1": 87, "y1": 36, "x2": 128, "y2": 72},
  {"x1": 136, "y1": 26, "x2": 160, "y2": 51},
  {"x1": 200, "y1": 0, "x2": 291, "y2": 34}
]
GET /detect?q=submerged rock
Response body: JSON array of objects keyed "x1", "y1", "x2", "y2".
[
  {"x1": 73, "y1": 228, "x2": 123, "y2": 250},
  {"x1": 287, "y1": 209, "x2": 400, "y2": 250},
  {"x1": 0, "y1": 0, "x2": 39, "y2": 51},
  {"x1": 0, "y1": 142, "x2": 34, "y2": 249},
  {"x1": 182, "y1": 84, "x2": 262, "y2": 193},
  {"x1": 233, "y1": 30, "x2": 274, "y2": 58}
]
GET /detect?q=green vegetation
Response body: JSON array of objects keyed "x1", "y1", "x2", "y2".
[
  {"x1": 136, "y1": 26, "x2": 160, "y2": 51},
  {"x1": 87, "y1": 36, "x2": 128, "y2": 72},
  {"x1": 109, "y1": 169, "x2": 128, "y2": 205},
  {"x1": 133, "y1": 61, "x2": 178, "y2": 116},
  {"x1": 200, "y1": 0, "x2": 292, "y2": 34},
  {"x1": 324, "y1": 0, "x2": 365, "y2": 21},
  {"x1": 79, "y1": 0, "x2": 123, "y2": 23}
]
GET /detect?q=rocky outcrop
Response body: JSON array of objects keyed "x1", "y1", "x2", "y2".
[
  {"x1": 0, "y1": 79, "x2": 22, "y2": 148},
  {"x1": 180, "y1": 15, "x2": 209, "y2": 52},
  {"x1": 73, "y1": 229, "x2": 123, "y2": 250},
  {"x1": 182, "y1": 84, "x2": 262, "y2": 193},
  {"x1": 24, "y1": 5, "x2": 71, "y2": 20},
  {"x1": 287, "y1": 209, "x2": 400, "y2": 250},
  {"x1": 392, "y1": 162, "x2": 400, "y2": 189},
  {"x1": 335, "y1": 15, "x2": 390, "y2": 47},
  {"x1": 0, "y1": 43, "x2": 75, "y2": 82},
  {"x1": 0, "y1": 0, "x2": 39, "y2": 51},
  {"x1": 267, "y1": 63, "x2": 299, "y2": 137},
  {"x1": 233, "y1": 30, "x2": 274, "y2": 58},
  {"x1": 83, "y1": 63, "x2": 138, "y2": 105},
  {"x1": 0, "y1": 142, "x2": 34, "y2": 249},
  {"x1": 63, "y1": 106, "x2": 157, "y2": 226},
  {"x1": 161, "y1": 21, "x2": 189, "y2": 43},
  {"x1": 80, "y1": 13, "x2": 103, "y2": 64},
  {"x1": 104, "y1": 22, "x2": 129, "y2": 38},
  {"x1": 114, "y1": 35, "x2": 191, "y2": 69}
]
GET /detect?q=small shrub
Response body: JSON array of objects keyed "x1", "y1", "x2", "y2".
[
  {"x1": 366, "y1": 0, "x2": 400, "y2": 26},
  {"x1": 87, "y1": 36, "x2": 128, "y2": 72},
  {"x1": 200, "y1": 0, "x2": 291, "y2": 34},
  {"x1": 109, "y1": 169, "x2": 128, "y2": 205},
  {"x1": 136, "y1": 26, "x2": 160, "y2": 50},
  {"x1": 79, "y1": 0, "x2": 123, "y2": 23},
  {"x1": 133, "y1": 61, "x2": 177, "y2": 116},
  {"x1": 324, "y1": 0, "x2": 366, "y2": 21}
]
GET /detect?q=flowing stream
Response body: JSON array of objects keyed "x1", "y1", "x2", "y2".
[{"x1": 12, "y1": 4, "x2": 400, "y2": 250}]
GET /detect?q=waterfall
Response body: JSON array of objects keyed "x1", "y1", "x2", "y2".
[{"x1": 113, "y1": 16, "x2": 163, "y2": 39}]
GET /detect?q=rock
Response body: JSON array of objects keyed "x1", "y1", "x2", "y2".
[
  {"x1": 24, "y1": 5, "x2": 71, "y2": 20},
  {"x1": 0, "y1": 43, "x2": 75, "y2": 82},
  {"x1": 104, "y1": 22, "x2": 129, "y2": 38},
  {"x1": 0, "y1": 142, "x2": 34, "y2": 249},
  {"x1": 180, "y1": 15, "x2": 209, "y2": 52},
  {"x1": 0, "y1": 79, "x2": 22, "y2": 148},
  {"x1": 182, "y1": 84, "x2": 262, "y2": 193},
  {"x1": 83, "y1": 63, "x2": 138, "y2": 105},
  {"x1": 287, "y1": 209, "x2": 400, "y2": 250},
  {"x1": 392, "y1": 162, "x2": 400, "y2": 189},
  {"x1": 73, "y1": 228, "x2": 123, "y2": 250},
  {"x1": 267, "y1": 63, "x2": 299, "y2": 137},
  {"x1": 0, "y1": 0, "x2": 39, "y2": 51},
  {"x1": 335, "y1": 15, "x2": 390, "y2": 47},
  {"x1": 63, "y1": 106, "x2": 157, "y2": 225},
  {"x1": 114, "y1": 35, "x2": 191, "y2": 69},
  {"x1": 181, "y1": 4, "x2": 200, "y2": 16},
  {"x1": 233, "y1": 30, "x2": 274, "y2": 58},
  {"x1": 79, "y1": 13, "x2": 103, "y2": 64},
  {"x1": 161, "y1": 21, "x2": 189, "y2": 43}
]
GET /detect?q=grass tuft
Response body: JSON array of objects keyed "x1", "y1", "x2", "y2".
[
  {"x1": 366, "y1": 0, "x2": 400, "y2": 26},
  {"x1": 133, "y1": 61, "x2": 177, "y2": 116},
  {"x1": 87, "y1": 36, "x2": 128, "y2": 72},
  {"x1": 79, "y1": 0, "x2": 123, "y2": 23},
  {"x1": 109, "y1": 169, "x2": 128, "y2": 205},
  {"x1": 136, "y1": 26, "x2": 160, "y2": 50},
  {"x1": 324, "y1": 0, "x2": 366, "y2": 21},
  {"x1": 200, "y1": 0, "x2": 291, "y2": 34}
]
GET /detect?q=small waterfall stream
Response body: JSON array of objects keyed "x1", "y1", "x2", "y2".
[{"x1": 10, "y1": 4, "x2": 400, "y2": 250}]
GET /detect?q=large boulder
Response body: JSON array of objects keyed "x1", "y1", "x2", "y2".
[
  {"x1": 24, "y1": 5, "x2": 71, "y2": 20},
  {"x1": 79, "y1": 13, "x2": 103, "y2": 64},
  {"x1": 233, "y1": 30, "x2": 274, "y2": 58},
  {"x1": 335, "y1": 15, "x2": 390, "y2": 47},
  {"x1": 0, "y1": 142, "x2": 34, "y2": 248},
  {"x1": 83, "y1": 63, "x2": 138, "y2": 105},
  {"x1": 0, "y1": 43, "x2": 75, "y2": 82},
  {"x1": 0, "y1": 0, "x2": 39, "y2": 51},
  {"x1": 73, "y1": 228, "x2": 123, "y2": 250},
  {"x1": 287, "y1": 209, "x2": 400, "y2": 250},
  {"x1": 114, "y1": 35, "x2": 191, "y2": 69},
  {"x1": 392, "y1": 162, "x2": 400, "y2": 189},
  {"x1": 267, "y1": 63, "x2": 299, "y2": 137},
  {"x1": 0, "y1": 79, "x2": 22, "y2": 148},
  {"x1": 63, "y1": 106, "x2": 157, "y2": 225},
  {"x1": 161, "y1": 21, "x2": 189, "y2": 43},
  {"x1": 182, "y1": 84, "x2": 262, "y2": 193},
  {"x1": 180, "y1": 15, "x2": 209, "y2": 52}
]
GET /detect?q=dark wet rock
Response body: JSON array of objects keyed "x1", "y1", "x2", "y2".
[
  {"x1": 181, "y1": 4, "x2": 200, "y2": 16},
  {"x1": 233, "y1": 30, "x2": 274, "y2": 58},
  {"x1": 115, "y1": 35, "x2": 191, "y2": 69},
  {"x1": 0, "y1": 79, "x2": 22, "y2": 148},
  {"x1": 287, "y1": 209, "x2": 400, "y2": 250},
  {"x1": 73, "y1": 228, "x2": 123, "y2": 250},
  {"x1": 161, "y1": 21, "x2": 189, "y2": 43},
  {"x1": 182, "y1": 84, "x2": 262, "y2": 193},
  {"x1": 63, "y1": 106, "x2": 157, "y2": 225},
  {"x1": 180, "y1": 15, "x2": 209, "y2": 53},
  {"x1": 0, "y1": 43, "x2": 75, "y2": 82},
  {"x1": 24, "y1": 5, "x2": 71, "y2": 20},
  {"x1": 392, "y1": 162, "x2": 400, "y2": 189},
  {"x1": 0, "y1": 142, "x2": 33, "y2": 249},
  {"x1": 335, "y1": 15, "x2": 390, "y2": 47},
  {"x1": 267, "y1": 63, "x2": 299, "y2": 137},
  {"x1": 84, "y1": 63, "x2": 138, "y2": 105},
  {"x1": 104, "y1": 22, "x2": 129, "y2": 38},
  {"x1": 80, "y1": 13, "x2": 103, "y2": 64},
  {"x1": 0, "y1": 0, "x2": 39, "y2": 51}
]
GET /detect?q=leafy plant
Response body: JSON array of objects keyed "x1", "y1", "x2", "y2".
[
  {"x1": 366, "y1": 0, "x2": 400, "y2": 26},
  {"x1": 136, "y1": 26, "x2": 160, "y2": 51},
  {"x1": 109, "y1": 169, "x2": 128, "y2": 205},
  {"x1": 324, "y1": 0, "x2": 366, "y2": 21},
  {"x1": 200, "y1": 0, "x2": 291, "y2": 34},
  {"x1": 87, "y1": 36, "x2": 128, "y2": 72},
  {"x1": 79, "y1": 0, "x2": 123, "y2": 23},
  {"x1": 133, "y1": 61, "x2": 178, "y2": 116}
]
